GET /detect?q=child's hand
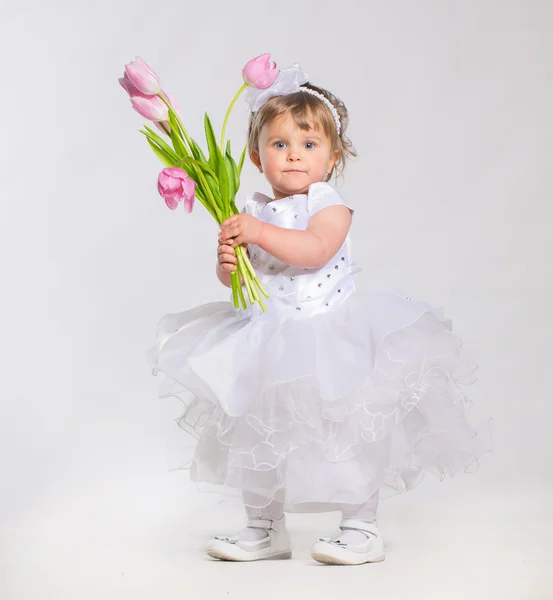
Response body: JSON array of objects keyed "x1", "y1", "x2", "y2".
[
  {"x1": 220, "y1": 214, "x2": 263, "y2": 247},
  {"x1": 217, "y1": 235, "x2": 238, "y2": 273}
]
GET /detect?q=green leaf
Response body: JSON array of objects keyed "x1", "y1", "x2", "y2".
[
  {"x1": 204, "y1": 113, "x2": 221, "y2": 173},
  {"x1": 140, "y1": 128, "x2": 180, "y2": 163},
  {"x1": 145, "y1": 137, "x2": 177, "y2": 167},
  {"x1": 225, "y1": 139, "x2": 231, "y2": 156},
  {"x1": 204, "y1": 172, "x2": 223, "y2": 210},
  {"x1": 177, "y1": 156, "x2": 224, "y2": 218},
  {"x1": 224, "y1": 153, "x2": 236, "y2": 204},
  {"x1": 218, "y1": 154, "x2": 230, "y2": 214},
  {"x1": 169, "y1": 110, "x2": 188, "y2": 157},
  {"x1": 142, "y1": 125, "x2": 173, "y2": 151},
  {"x1": 189, "y1": 137, "x2": 208, "y2": 164},
  {"x1": 225, "y1": 151, "x2": 241, "y2": 201},
  {"x1": 175, "y1": 156, "x2": 218, "y2": 182},
  {"x1": 237, "y1": 145, "x2": 247, "y2": 175},
  {"x1": 192, "y1": 187, "x2": 218, "y2": 221},
  {"x1": 227, "y1": 149, "x2": 242, "y2": 194}
]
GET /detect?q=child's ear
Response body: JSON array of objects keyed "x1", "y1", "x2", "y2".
[
  {"x1": 251, "y1": 149, "x2": 263, "y2": 173},
  {"x1": 327, "y1": 149, "x2": 340, "y2": 174}
]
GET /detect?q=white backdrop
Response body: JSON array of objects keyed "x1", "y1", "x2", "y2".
[{"x1": 2, "y1": 1, "x2": 552, "y2": 598}]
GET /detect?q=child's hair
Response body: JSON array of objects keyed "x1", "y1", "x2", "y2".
[{"x1": 247, "y1": 82, "x2": 357, "y2": 182}]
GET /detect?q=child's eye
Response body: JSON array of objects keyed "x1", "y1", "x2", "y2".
[
  {"x1": 274, "y1": 141, "x2": 287, "y2": 149},
  {"x1": 304, "y1": 141, "x2": 316, "y2": 150}
]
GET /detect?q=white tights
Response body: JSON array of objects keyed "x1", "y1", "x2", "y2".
[
  {"x1": 240, "y1": 490, "x2": 380, "y2": 543},
  {"x1": 340, "y1": 489, "x2": 380, "y2": 523}
]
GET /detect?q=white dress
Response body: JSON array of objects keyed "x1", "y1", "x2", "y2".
[{"x1": 147, "y1": 182, "x2": 494, "y2": 512}]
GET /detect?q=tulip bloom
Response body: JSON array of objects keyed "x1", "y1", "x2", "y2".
[
  {"x1": 124, "y1": 56, "x2": 161, "y2": 95},
  {"x1": 157, "y1": 168, "x2": 196, "y2": 212},
  {"x1": 242, "y1": 53, "x2": 279, "y2": 90},
  {"x1": 120, "y1": 54, "x2": 272, "y2": 311},
  {"x1": 119, "y1": 72, "x2": 142, "y2": 98},
  {"x1": 120, "y1": 76, "x2": 173, "y2": 124},
  {"x1": 130, "y1": 94, "x2": 169, "y2": 122}
]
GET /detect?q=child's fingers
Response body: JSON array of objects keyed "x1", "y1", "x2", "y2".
[
  {"x1": 231, "y1": 234, "x2": 246, "y2": 247},
  {"x1": 217, "y1": 244, "x2": 238, "y2": 270},
  {"x1": 218, "y1": 235, "x2": 235, "y2": 251},
  {"x1": 220, "y1": 262, "x2": 237, "y2": 272},
  {"x1": 218, "y1": 244, "x2": 236, "y2": 256},
  {"x1": 218, "y1": 228, "x2": 237, "y2": 243},
  {"x1": 221, "y1": 223, "x2": 241, "y2": 237},
  {"x1": 219, "y1": 251, "x2": 237, "y2": 264}
]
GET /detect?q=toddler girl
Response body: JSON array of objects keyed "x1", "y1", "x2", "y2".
[{"x1": 148, "y1": 63, "x2": 493, "y2": 565}]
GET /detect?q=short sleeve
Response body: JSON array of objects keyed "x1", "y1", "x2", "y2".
[
  {"x1": 307, "y1": 182, "x2": 354, "y2": 216},
  {"x1": 240, "y1": 196, "x2": 254, "y2": 216}
]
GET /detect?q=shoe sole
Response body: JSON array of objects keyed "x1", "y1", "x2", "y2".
[
  {"x1": 311, "y1": 551, "x2": 386, "y2": 566},
  {"x1": 207, "y1": 549, "x2": 292, "y2": 562}
]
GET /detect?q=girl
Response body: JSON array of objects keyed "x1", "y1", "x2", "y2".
[{"x1": 148, "y1": 63, "x2": 493, "y2": 565}]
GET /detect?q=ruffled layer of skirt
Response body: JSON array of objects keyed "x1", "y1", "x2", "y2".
[{"x1": 147, "y1": 288, "x2": 494, "y2": 512}]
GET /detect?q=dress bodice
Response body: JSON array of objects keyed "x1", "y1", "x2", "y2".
[{"x1": 241, "y1": 182, "x2": 360, "y2": 318}]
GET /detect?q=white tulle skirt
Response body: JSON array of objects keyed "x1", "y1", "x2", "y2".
[{"x1": 147, "y1": 287, "x2": 494, "y2": 512}]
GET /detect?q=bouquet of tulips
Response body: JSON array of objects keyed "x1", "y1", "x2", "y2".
[{"x1": 119, "y1": 54, "x2": 280, "y2": 312}]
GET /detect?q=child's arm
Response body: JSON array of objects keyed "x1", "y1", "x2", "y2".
[{"x1": 220, "y1": 205, "x2": 352, "y2": 269}]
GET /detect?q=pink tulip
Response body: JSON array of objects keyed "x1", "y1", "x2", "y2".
[
  {"x1": 242, "y1": 53, "x2": 279, "y2": 90},
  {"x1": 124, "y1": 56, "x2": 161, "y2": 95},
  {"x1": 119, "y1": 77, "x2": 174, "y2": 124},
  {"x1": 157, "y1": 168, "x2": 196, "y2": 212},
  {"x1": 119, "y1": 72, "x2": 142, "y2": 97},
  {"x1": 130, "y1": 94, "x2": 169, "y2": 122},
  {"x1": 120, "y1": 72, "x2": 168, "y2": 121}
]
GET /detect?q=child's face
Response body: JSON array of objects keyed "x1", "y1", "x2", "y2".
[{"x1": 252, "y1": 111, "x2": 337, "y2": 200}]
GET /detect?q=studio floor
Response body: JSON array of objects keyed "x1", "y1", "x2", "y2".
[{"x1": 2, "y1": 469, "x2": 551, "y2": 600}]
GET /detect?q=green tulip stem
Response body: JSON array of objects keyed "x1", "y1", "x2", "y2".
[
  {"x1": 244, "y1": 265, "x2": 256, "y2": 305},
  {"x1": 256, "y1": 295, "x2": 267, "y2": 313},
  {"x1": 158, "y1": 93, "x2": 194, "y2": 154},
  {"x1": 230, "y1": 271, "x2": 239, "y2": 307},
  {"x1": 149, "y1": 89, "x2": 268, "y2": 313},
  {"x1": 237, "y1": 277, "x2": 247, "y2": 309},
  {"x1": 254, "y1": 277, "x2": 270, "y2": 300},
  {"x1": 191, "y1": 188, "x2": 218, "y2": 222},
  {"x1": 239, "y1": 246, "x2": 269, "y2": 300},
  {"x1": 241, "y1": 261, "x2": 255, "y2": 305},
  {"x1": 241, "y1": 249, "x2": 257, "y2": 280},
  {"x1": 249, "y1": 279, "x2": 266, "y2": 312},
  {"x1": 220, "y1": 83, "x2": 248, "y2": 152},
  {"x1": 194, "y1": 167, "x2": 223, "y2": 223},
  {"x1": 236, "y1": 246, "x2": 269, "y2": 310}
]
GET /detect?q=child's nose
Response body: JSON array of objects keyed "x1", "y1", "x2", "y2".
[{"x1": 287, "y1": 148, "x2": 301, "y2": 160}]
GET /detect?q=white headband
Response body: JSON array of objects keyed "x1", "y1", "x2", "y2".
[{"x1": 244, "y1": 63, "x2": 342, "y2": 135}]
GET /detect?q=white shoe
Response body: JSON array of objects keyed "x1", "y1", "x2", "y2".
[
  {"x1": 206, "y1": 516, "x2": 292, "y2": 562},
  {"x1": 311, "y1": 518, "x2": 386, "y2": 565}
]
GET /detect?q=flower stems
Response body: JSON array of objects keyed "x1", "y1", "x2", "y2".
[
  {"x1": 158, "y1": 93, "x2": 195, "y2": 154},
  {"x1": 220, "y1": 83, "x2": 248, "y2": 152},
  {"x1": 154, "y1": 87, "x2": 269, "y2": 313},
  {"x1": 236, "y1": 246, "x2": 267, "y2": 311}
]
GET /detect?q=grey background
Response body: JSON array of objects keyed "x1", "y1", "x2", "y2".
[{"x1": 1, "y1": 0, "x2": 552, "y2": 598}]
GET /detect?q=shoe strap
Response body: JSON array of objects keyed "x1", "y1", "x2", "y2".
[
  {"x1": 340, "y1": 518, "x2": 379, "y2": 537},
  {"x1": 247, "y1": 518, "x2": 273, "y2": 530}
]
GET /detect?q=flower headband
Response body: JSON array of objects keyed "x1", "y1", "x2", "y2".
[{"x1": 244, "y1": 64, "x2": 342, "y2": 135}]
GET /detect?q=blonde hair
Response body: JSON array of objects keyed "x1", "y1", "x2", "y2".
[{"x1": 247, "y1": 82, "x2": 357, "y2": 182}]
